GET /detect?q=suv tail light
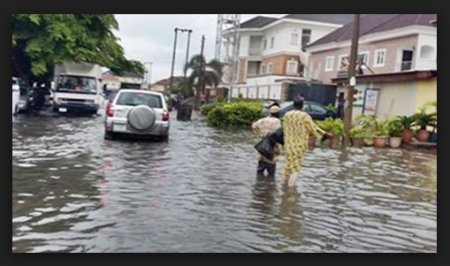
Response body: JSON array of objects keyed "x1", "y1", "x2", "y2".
[
  {"x1": 162, "y1": 109, "x2": 169, "y2": 121},
  {"x1": 106, "y1": 100, "x2": 114, "y2": 117}
]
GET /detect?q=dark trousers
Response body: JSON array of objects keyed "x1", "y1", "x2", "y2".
[{"x1": 257, "y1": 160, "x2": 276, "y2": 177}]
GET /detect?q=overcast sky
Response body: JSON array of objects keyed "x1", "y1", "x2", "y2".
[{"x1": 113, "y1": 14, "x2": 284, "y2": 83}]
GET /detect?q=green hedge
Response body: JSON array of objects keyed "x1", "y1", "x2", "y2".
[
  {"x1": 201, "y1": 102, "x2": 226, "y2": 116},
  {"x1": 207, "y1": 101, "x2": 263, "y2": 127}
]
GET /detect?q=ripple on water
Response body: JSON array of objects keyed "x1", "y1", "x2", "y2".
[{"x1": 12, "y1": 113, "x2": 436, "y2": 252}]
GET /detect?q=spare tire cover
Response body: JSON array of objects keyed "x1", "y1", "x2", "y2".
[{"x1": 127, "y1": 105, "x2": 156, "y2": 131}]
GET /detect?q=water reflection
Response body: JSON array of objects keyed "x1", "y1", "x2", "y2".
[{"x1": 12, "y1": 113, "x2": 436, "y2": 252}]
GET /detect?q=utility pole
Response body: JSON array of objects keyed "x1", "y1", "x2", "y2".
[
  {"x1": 197, "y1": 35, "x2": 205, "y2": 109},
  {"x1": 200, "y1": 35, "x2": 205, "y2": 56},
  {"x1": 343, "y1": 14, "x2": 361, "y2": 147},
  {"x1": 184, "y1": 30, "x2": 192, "y2": 79},
  {"x1": 169, "y1": 27, "x2": 179, "y2": 94}
]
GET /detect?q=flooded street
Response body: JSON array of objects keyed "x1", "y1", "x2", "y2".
[{"x1": 12, "y1": 112, "x2": 436, "y2": 253}]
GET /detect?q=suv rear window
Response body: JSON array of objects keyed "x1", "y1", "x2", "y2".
[{"x1": 116, "y1": 92, "x2": 163, "y2": 108}]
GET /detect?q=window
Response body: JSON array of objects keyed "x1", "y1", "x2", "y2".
[
  {"x1": 401, "y1": 50, "x2": 413, "y2": 71},
  {"x1": 309, "y1": 102, "x2": 327, "y2": 115},
  {"x1": 267, "y1": 63, "x2": 273, "y2": 74},
  {"x1": 263, "y1": 39, "x2": 267, "y2": 50},
  {"x1": 261, "y1": 64, "x2": 266, "y2": 74},
  {"x1": 338, "y1": 55, "x2": 349, "y2": 71},
  {"x1": 325, "y1": 56, "x2": 335, "y2": 72},
  {"x1": 270, "y1": 37, "x2": 274, "y2": 48},
  {"x1": 116, "y1": 92, "x2": 163, "y2": 108},
  {"x1": 374, "y1": 49, "x2": 386, "y2": 67},
  {"x1": 57, "y1": 75, "x2": 97, "y2": 94},
  {"x1": 301, "y1": 29, "x2": 312, "y2": 51},
  {"x1": 358, "y1": 52, "x2": 369, "y2": 65},
  {"x1": 286, "y1": 60, "x2": 298, "y2": 75},
  {"x1": 290, "y1": 32, "x2": 298, "y2": 45}
]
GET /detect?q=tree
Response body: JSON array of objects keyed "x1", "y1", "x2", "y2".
[
  {"x1": 12, "y1": 14, "x2": 144, "y2": 85},
  {"x1": 184, "y1": 54, "x2": 224, "y2": 109}
]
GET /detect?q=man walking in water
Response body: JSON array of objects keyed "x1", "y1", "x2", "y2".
[
  {"x1": 252, "y1": 105, "x2": 282, "y2": 177},
  {"x1": 283, "y1": 97, "x2": 333, "y2": 187}
]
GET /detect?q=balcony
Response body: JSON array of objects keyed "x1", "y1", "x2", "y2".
[
  {"x1": 248, "y1": 48, "x2": 262, "y2": 56},
  {"x1": 401, "y1": 61, "x2": 413, "y2": 71}
]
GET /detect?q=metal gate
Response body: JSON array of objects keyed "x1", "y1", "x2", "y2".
[{"x1": 287, "y1": 83, "x2": 337, "y2": 106}]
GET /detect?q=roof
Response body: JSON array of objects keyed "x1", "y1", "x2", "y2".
[
  {"x1": 283, "y1": 14, "x2": 354, "y2": 25},
  {"x1": 153, "y1": 76, "x2": 185, "y2": 86},
  {"x1": 309, "y1": 14, "x2": 437, "y2": 47},
  {"x1": 240, "y1": 16, "x2": 278, "y2": 29},
  {"x1": 102, "y1": 70, "x2": 144, "y2": 79}
]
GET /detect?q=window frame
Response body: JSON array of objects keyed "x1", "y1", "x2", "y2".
[
  {"x1": 374, "y1": 49, "x2": 386, "y2": 67},
  {"x1": 290, "y1": 32, "x2": 298, "y2": 45},
  {"x1": 324, "y1": 56, "x2": 335, "y2": 72},
  {"x1": 286, "y1": 60, "x2": 298, "y2": 75},
  {"x1": 267, "y1": 63, "x2": 273, "y2": 74}
]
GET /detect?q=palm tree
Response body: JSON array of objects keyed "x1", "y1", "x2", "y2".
[{"x1": 184, "y1": 54, "x2": 224, "y2": 110}]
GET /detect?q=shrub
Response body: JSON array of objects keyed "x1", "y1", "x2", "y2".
[
  {"x1": 201, "y1": 102, "x2": 225, "y2": 116},
  {"x1": 386, "y1": 118, "x2": 404, "y2": 137},
  {"x1": 398, "y1": 115, "x2": 415, "y2": 130},
  {"x1": 316, "y1": 118, "x2": 343, "y2": 136},
  {"x1": 207, "y1": 101, "x2": 263, "y2": 127},
  {"x1": 350, "y1": 127, "x2": 366, "y2": 138}
]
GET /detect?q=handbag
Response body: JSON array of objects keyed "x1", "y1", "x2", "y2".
[{"x1": 254, "y1": 135, "x2": 276, "y2": 160}]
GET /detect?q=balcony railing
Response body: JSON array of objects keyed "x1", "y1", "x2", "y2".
[
  {"x1": 248, "y1": 48, "x2": 262, "y2": 56},
  {"x1": 401, "y1": 61, "x2": 413, "y2": 71}
]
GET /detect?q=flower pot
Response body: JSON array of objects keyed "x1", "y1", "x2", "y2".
[
  {"x1": 401, "y1": 129, "x2": 412, "y2": 143},
  {"x1": 373, "y1": 136, "x2": 388, "y2": 148},
  {"x1": 351, "y1": 137, "x2": 364, "y2": 148},
  {"x1": 308, "y1": 137, "x2": 316, "y2": 150},
  {"x1": 417, "y1": 129, "x2": 430, "y2": 142},
  {"x1": 389, "y1": 137, "x2": 402, "y2": 148},
  {"x1": 329, "y1": 136, "x2": 341, "y2": 148},
  {"x1": 429, "y1": 132, "x2": 437, "y2": 143}
]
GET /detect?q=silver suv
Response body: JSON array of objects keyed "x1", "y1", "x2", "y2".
[{"x1": 104, "y1": 89, "x2": 170, "y2": 141}]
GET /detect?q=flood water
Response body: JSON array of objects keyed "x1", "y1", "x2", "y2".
[{"x1": 12, "y1": 112, "x2": 437, "y2": 252}]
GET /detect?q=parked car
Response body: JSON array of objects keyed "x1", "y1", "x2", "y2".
[
  {"x1": 272, "y1": 100, "x2": 336, "y2": 120},
  {"x1": 104, "y1": 89, "x2": 170, "y2": 141},
  {"x1": 262, "y1": 99, "x2": 281, "y2": 109}
]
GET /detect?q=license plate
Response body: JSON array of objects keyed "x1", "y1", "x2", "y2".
[
  {"x1": 114, "y1": 124, "x2": 127, "y2": 132},
  {"x1": 59, "y1": 107, "x2": 67, "y2": 112}
]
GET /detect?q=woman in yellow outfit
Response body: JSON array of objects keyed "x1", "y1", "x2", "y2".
[{"x1": 282, "y1": 97, "x2": 333, "y2": 187}]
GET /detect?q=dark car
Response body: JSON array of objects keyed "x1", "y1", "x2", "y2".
[
  {"x1": 262, "y1": 99, "x2": 281, "y2": 109},
  {"x1": 277, "y1": 100, "x2": 336, "y2": 120}
]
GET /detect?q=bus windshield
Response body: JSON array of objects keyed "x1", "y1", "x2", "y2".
[{"x1": 57, "y1": 75, "x2": 97, "y2": 94}]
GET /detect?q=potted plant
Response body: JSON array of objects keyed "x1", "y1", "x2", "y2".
[
  {"x1": 387, "y1": 119, "x2": 404, "y2": 148},
  {"x1": 424, "y1": 101, "x2": 437, "y2": 143},
  {"x1": 398, "y1": 115, "x2": 415, "y2": 144},
  {"x1": 429, "y1": 113, "x2": 437, "y2": 143},
  {"x1": 329, "y1": 118, "x2": 344, "y2": 148},
  {"x1": 316, "y1": 118, "x2": 342, "y2": 148},
  {"x1": 414, "y1": 111, "x2": 435, "y2": 142},
  {"x1": 373, "y1": 119, "x2": 389, "y2": 148},
  {"x1": 350, "y1": 126, "x2": 366, "y2": 147},
  {"x1": 354, "y1": 115, "x2": 377, "y2": 146}
]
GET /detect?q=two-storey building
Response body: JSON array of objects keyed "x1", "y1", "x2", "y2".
[
  {"x1": 306, "y1": 14, "x2": 437, "y2": 119},
  {"x1": 224, "y1": 14, "x2": 354, "y2": 100}
]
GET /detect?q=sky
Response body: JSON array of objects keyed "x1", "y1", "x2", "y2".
[{"x1": 113, "y1": 14, "x2": 284, "y2": 83}]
